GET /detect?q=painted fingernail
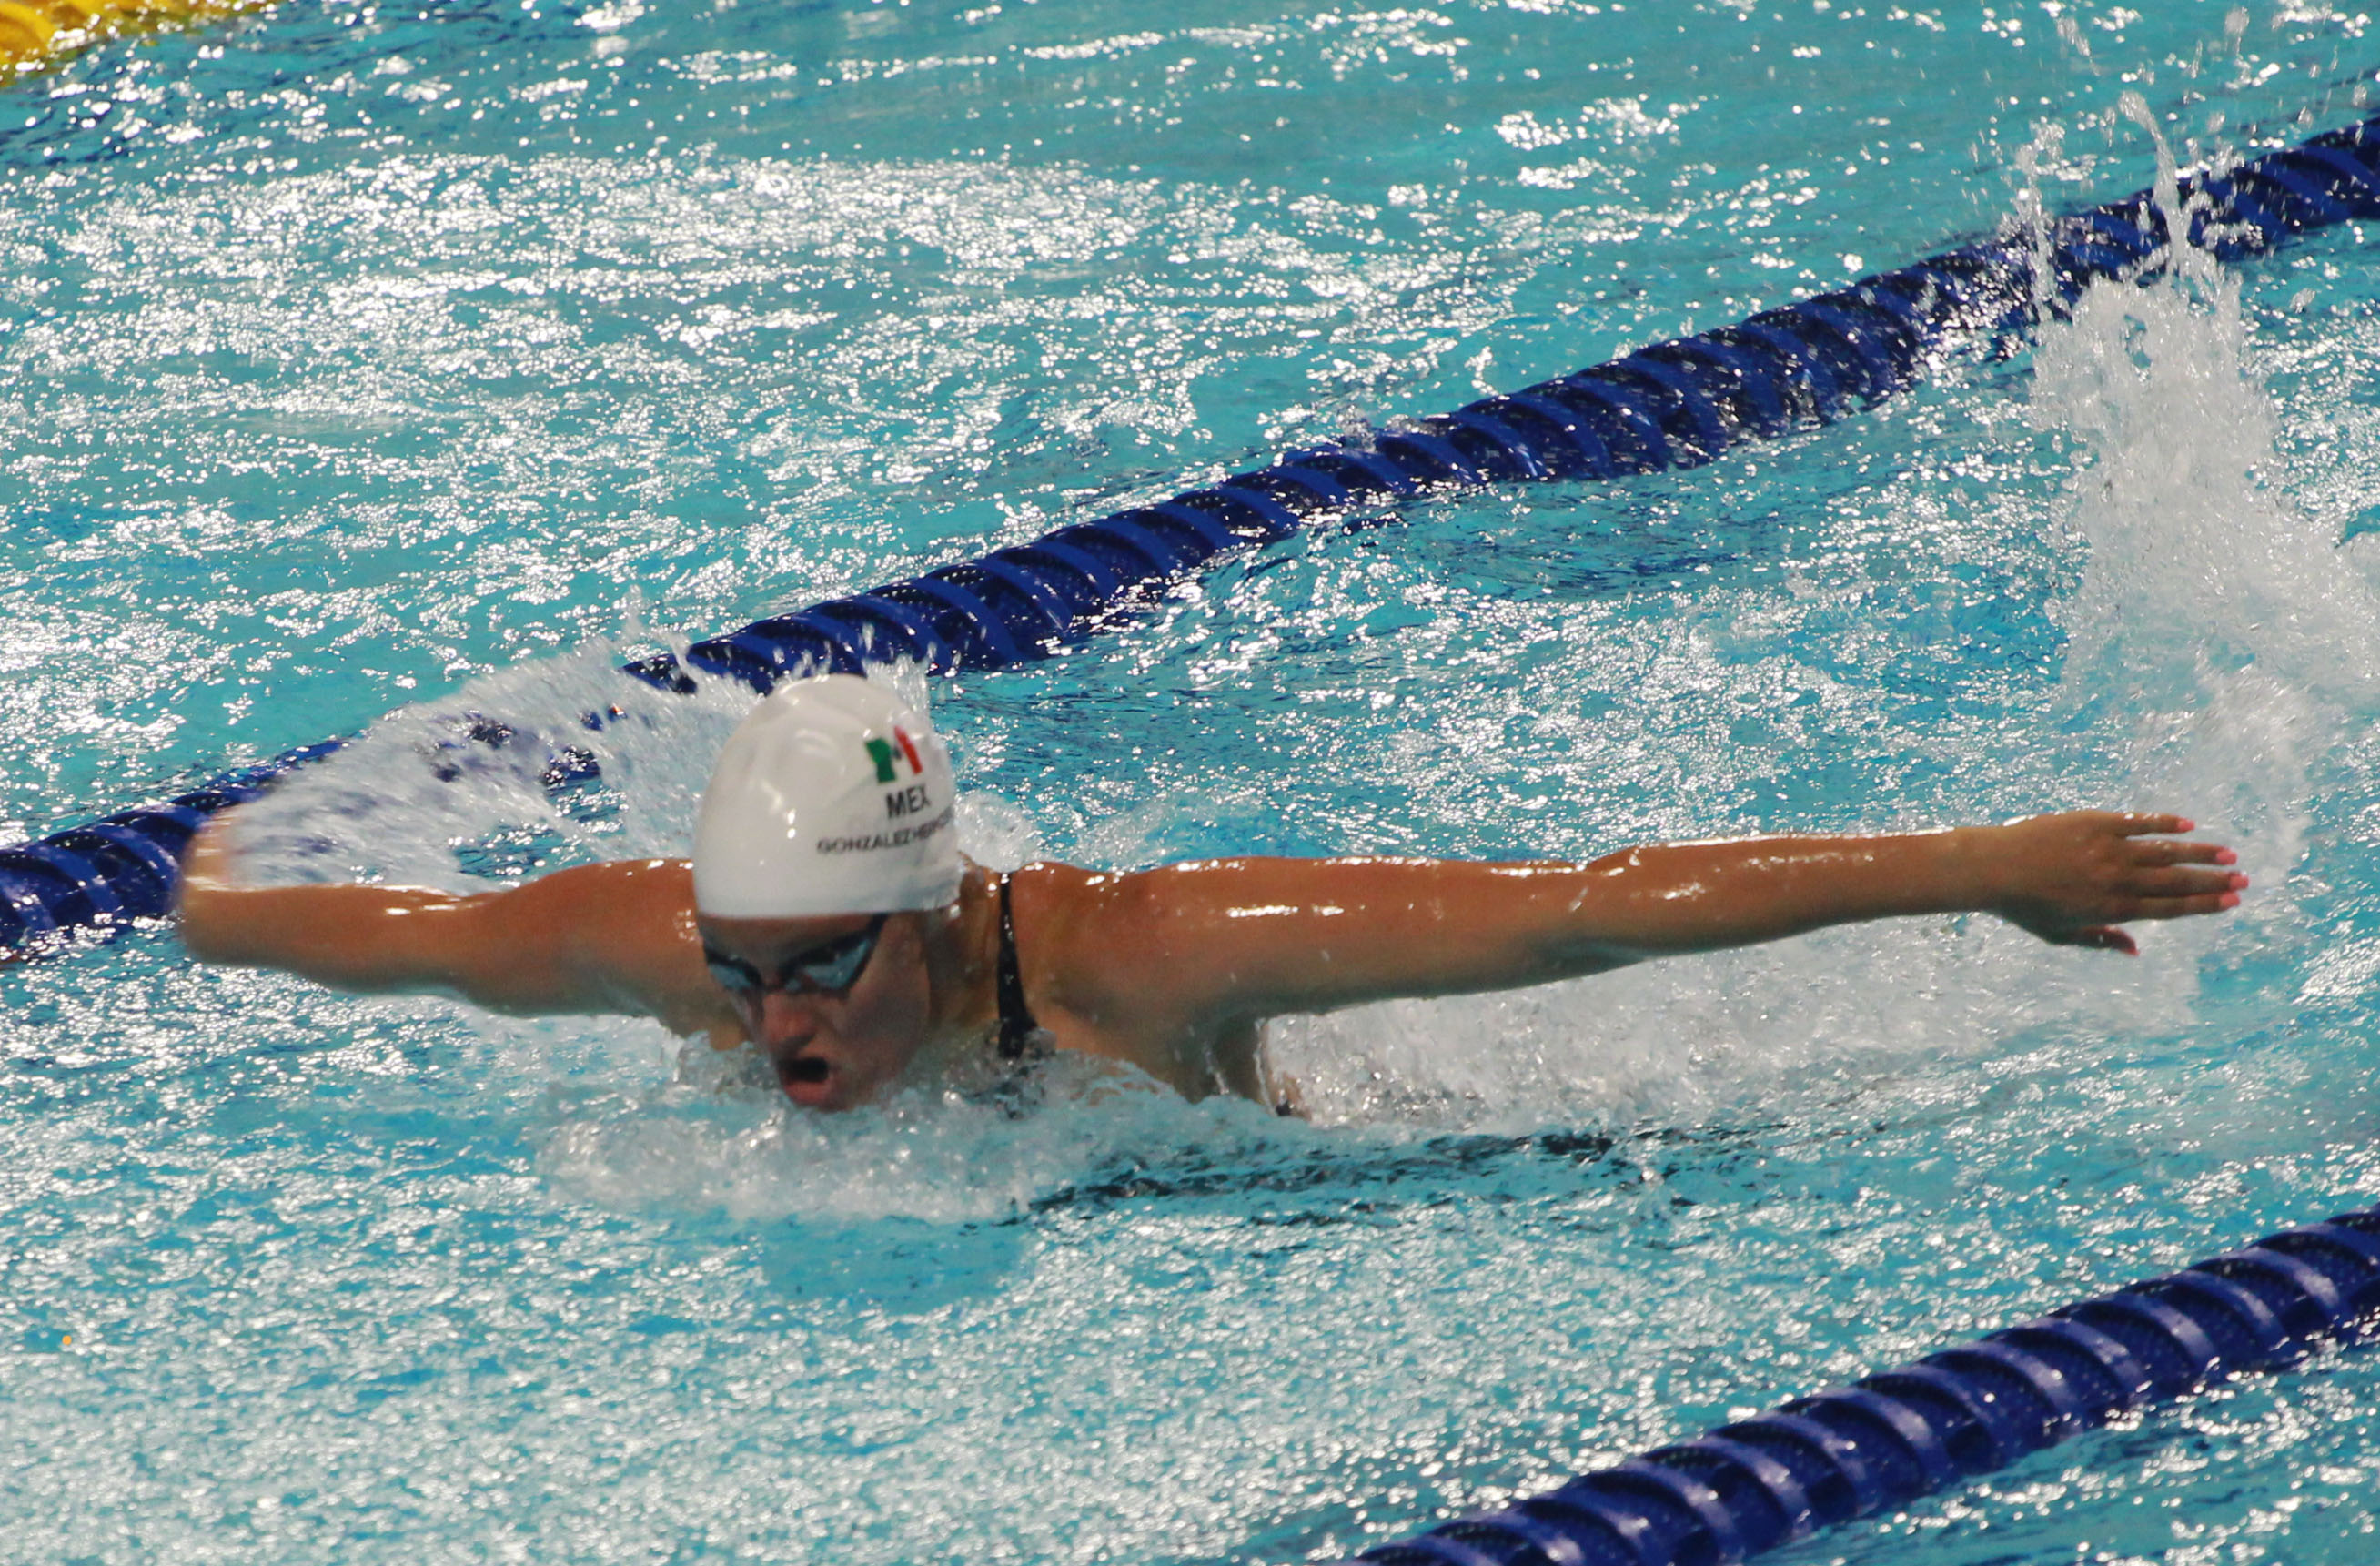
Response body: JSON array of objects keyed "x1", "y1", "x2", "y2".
[
  {"x1": 2214, "y1": 848, "x2": 2237, "y2": 865},
  {"x1": 2232, "y1": 873, "x2": 2250, "y2": 887},
  {"x1": 2221, "y1": 892, "x2": 2242, "y2": 908}
]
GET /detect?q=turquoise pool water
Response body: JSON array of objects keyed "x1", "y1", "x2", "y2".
[{"x1": 11, "y1": 1, "x2": 2380, "y2": 1561}]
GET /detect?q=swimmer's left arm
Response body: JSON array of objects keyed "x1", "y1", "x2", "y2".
[{"x1": 1091, "y1": 812, "x2": 2244, "y2": 1025}]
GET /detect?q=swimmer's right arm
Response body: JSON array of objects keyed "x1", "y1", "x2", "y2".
[{"x1": 176, "y1": 817, "x2": 737, "y2": 1036}]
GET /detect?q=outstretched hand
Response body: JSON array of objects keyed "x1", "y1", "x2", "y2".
[{"x1": 1984, "y1": 812, "x2": 2244, "y2": 955}]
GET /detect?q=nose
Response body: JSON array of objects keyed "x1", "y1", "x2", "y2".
[
  {"x1": 745, "y1": 992, "x2": 845, "y2": 1101},
  {"x1": 749, "y1": 988, "x2": 832, "y2": 1055}
]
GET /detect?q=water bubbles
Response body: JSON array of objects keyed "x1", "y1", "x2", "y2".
[
  {"x1": 12, "y1": 3, "x2": 2380, "y2": 1562},
  {"x1": 227, "y1": 642, "x2": 752, "y2": 889}
]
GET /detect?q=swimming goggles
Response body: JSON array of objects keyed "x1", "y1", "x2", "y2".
[{"x1": 704, "y1": 914, "x2": 890, "y2": 999}]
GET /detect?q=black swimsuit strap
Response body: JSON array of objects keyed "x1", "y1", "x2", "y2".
[{"x1": 995, "y1": 873, "x2": 1044, "y2": 1062}]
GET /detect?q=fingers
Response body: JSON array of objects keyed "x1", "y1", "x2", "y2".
[
  {"x1": 2128, "y1": 838, "x2": 2238, "y2": 868},
  {"x1": 2125, "y1": 890, "x2": 2245, "y2": 921},
  {"x1": 2013, "y1": 810, "x2": 2252, "y2": 950},
  {"x1": 2108, "y1": 814, "x2": 2243, "y2": 865},
  {"x1": 2124, "y1": 866, "x2": 2250, "y2": 898},
  {"x1": 2111, "y1": 813, "x2": 2194, "y2": 837},
  {"x1": 2084, "y1": 812, "x2": 2241, "y2": 868}
]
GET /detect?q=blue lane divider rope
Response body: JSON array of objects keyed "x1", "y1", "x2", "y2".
[
  {"x1": 7, "y1": 112, "x2": 2380, "y2": 951},
  {"x1": 0, "y1": 741, "x2": 345, "y2": 951},
  {"x1": 1332, "y1": 1203, "x2": 2380, "y2": 1566}
]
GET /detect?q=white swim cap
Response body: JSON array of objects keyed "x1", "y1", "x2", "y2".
[{"x1": 692, "y1": 674, "x2": 963, "y2": 919}]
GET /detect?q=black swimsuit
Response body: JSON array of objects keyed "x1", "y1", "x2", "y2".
[
  {"x1": 995, "y1": 874, "x2": 1051, "y2": 1063},
  {"x1": 995, "y1": 874, "x2": 1297, "y2": 1116}
]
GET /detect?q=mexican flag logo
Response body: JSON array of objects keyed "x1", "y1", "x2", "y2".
[{"x1": 864, "y1": 727, "x2": 926, "y2": 784}]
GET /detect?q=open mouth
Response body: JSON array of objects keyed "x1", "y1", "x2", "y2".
[{"x1": 776, "y1": 1054, "x2": 838, "y2": 1108}]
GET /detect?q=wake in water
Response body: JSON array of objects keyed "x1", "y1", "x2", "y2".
[
  {"x1": 1273, "y1": 165, "x2": 2380, "y2": 1129},
  {"x1": 229, "y1": 645, "x2": 1044, "y2": 889}
]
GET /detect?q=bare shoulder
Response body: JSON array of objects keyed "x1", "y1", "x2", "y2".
[
  {"x1": 519, "y1": 855, "x2": 695, "y2": 910},
  {"x1": 494, "y1": 856, "x2": 696, "y2": 943},
  {"x1": 493, "y1": 857, "x2": 730, "y2": 1035},
  {"x1": 991, "y1": 856, "x2": 1519, "y2": 1102},
  {"x1": 1001, "y1": 859, "x2": 1130, "y2": 1001},
  {"x1": 1011, "y1": 856, "x2": 1299, "y2": 1023}
]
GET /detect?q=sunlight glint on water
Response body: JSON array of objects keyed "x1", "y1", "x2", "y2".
[{"x1": 9, "y1": 3, "x2": 2380, "y2": 1563}]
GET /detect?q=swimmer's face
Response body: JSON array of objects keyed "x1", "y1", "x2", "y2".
[{"x1": 698, "y1": 911, "x2": 935, "y2": 1111}]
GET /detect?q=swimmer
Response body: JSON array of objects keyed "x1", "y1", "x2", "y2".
[{"x1": 177, "y1": 674, "x2": 2248, "y2": 1112}]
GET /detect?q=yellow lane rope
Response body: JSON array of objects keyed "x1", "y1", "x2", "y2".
[{"x1": 0, "y1": 0, "x2": 266, "y2": 76}]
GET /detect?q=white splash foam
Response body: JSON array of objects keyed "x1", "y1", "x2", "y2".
[
  {"x1": 530, "y1": 1025, "x2": 1320, "y2": 1224},
  {"x1": 215, "y1": 153, "x2": 2367, "y2": 1165},
  {"x1": 1276, "y1": 187, "x2": 2373, "y2": 1130},
  {"x1": 2031, "y1": 256, "x2": 2380, "y2": 925},
  {"x1": 227, "y1": 642, "x2": 745, "y2": 889},
  {"x1": 227, "y1": 650, "x2": 1039, "y2": 889}
]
